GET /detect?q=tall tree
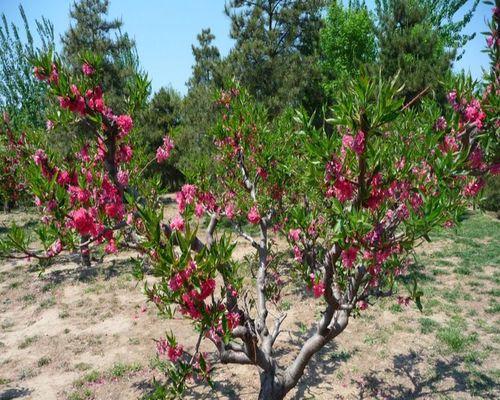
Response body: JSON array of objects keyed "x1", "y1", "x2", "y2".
[
  {"x1": 0, "y1": 5, "x2": 54, "y2": 129},
  {"x1": 224, "y1": 0, "x2": 326, "y2": 115},
  {"x1": 375, "y1": 0, "x2": 479, "y2": 101},
  {"x1": 320, "y1": 0, "x2": 377, "y2": 99},
  {"x1": 187, "y1": 28, "x2": 221, "y2": 89},
  {"x1": 61, "y1": 0, "x2": 136, "y2": 111}
]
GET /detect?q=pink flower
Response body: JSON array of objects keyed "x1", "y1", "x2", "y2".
[
  {"x1": 469, "y1": 147, "x2": 485, "y2": 170},
  {"x1": 169, "y1": 273, "x2": 184, "y2": 291},
  {"x1": 288, "y1": 228, "x2": 301, "y2": 242},
  {"x1": 82, "y1": 62, "x2": 94, "y2": 75},
  {"x1": 442, "y1": 135, "x2": 459, "y2": 153},
  {"x1": 329, "y1": 177, "x2": 355, "y2": 202},
  {"x1": 247, "y1": 206, "x2": 261, "y2": 224},
  {"x1": 117, "y1": 170, "x2": 129, "y2": 186},
  {"x1": 170, "y1": 215, "x2": 185, "y2": 231},
  {"x1": 46, "y1": 120, "x2": 54, "y2": 131},
  {"x1": 310, "y1": 273, "x2": 325, "y2": 298},
  {"x1": 434, "y1": 116, "x2": 447, "y2": 131},
  {"x1": 225, "y1": 203, "x2": 235, "y2": 219},
  {"x1": 167, "y1": 344, "x2": 183, "y2": 362},
  {"x1": 181, "y1": 184, "x2": 197, "y2": 204},
  {"x1": 487, "y1": 35, "x2": 494, "y2": 48},
  {"x1": 293, "y1": 245, "x2": 302, "y2": 262},
  {"x1": 33, "y1": 66, "x2": 47, "y2": 81},
  {"x1": 463, "y1": 178, "x2": 484, "y2": 197},
  {"x1": 358, "y1": 300, "x2": 368, "y2": 310},
  {"x1": 47, "y1": 239, "x2": 62, "y2": 257},
  {"x1": 312, "y1": 281, "x2": 325, "y2": 298},
  {"x1": 49, "y1": 64, "x2": 59, "y2": 85},
  {"x1": 105, "y1": 239, "x2": 118, "y2": 254},
  {"x1": 156, "y1": 136, "x2": 175, "y2": 163},
  {"x1": 117, "y1": 144, "x2": 133, "y2": 163},
  {"x1": 56, "y1": 170, "x2": 71, "y2": 186},
  {"x1": 341, "y1": 247, "x2": 358, "y2": 269},
  {"x1": 69, "y1": 208, "x2": 96, "y2": 236},
  {"x1": 116, "y1": 114, "x2": 133, "y2": 137},
  {"x1": 200, "y1": 278, "x2": 216, "y2": 299},
  {"x1": 195, "y1": 203, "x2": 205, "y2": 217},
  {"x1": 342, "y1": 131, "x2": 365, "y2": 155},
  {"x1": 443, "y1": 220, "x2": 454, "y2": 228},
  {"x1": 33, "y1": 149, "x2": 47, "y2": 166},
  {"x1": 156, "y1": 147, "x2": 170, "y2": 163}
]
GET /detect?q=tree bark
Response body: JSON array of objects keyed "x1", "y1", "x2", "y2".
[
  {"x1": 80, "y1": 236, "x2": 91, "y2": 268},
  {"x1": 3, "y1": 199, "x2": 11, "y2": 213},
  {"x1": 258, "y1": 370, "x2": 286, "y2": 400}
]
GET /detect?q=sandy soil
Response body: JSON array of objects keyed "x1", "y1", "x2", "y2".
[{"x1": 0, "y1": 207, "x2": 498, "y2": 400}]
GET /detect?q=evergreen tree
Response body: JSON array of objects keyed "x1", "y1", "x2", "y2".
[
  {"x1": 375, "y1": 0, "x2": 479, "y2": 101},
  {"x1": 320, "y1": 0, "x2": 377, "y2": 99},
  {"x1": 61, "y1": 0, "x2": 136, "y2": 111},
  {"x1": 187, "y1": 28, "x2": 221, "y2": 89},
  {"x1": 224, "y1": 0, "x2": 326, "y2": 115},
  {"x1": 0, "y1": 5, "x2": 54, "y2": 129}
]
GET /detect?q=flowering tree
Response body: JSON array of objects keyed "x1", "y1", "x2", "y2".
[
  {"x1": 0, "y1": 6, "x2": 498, "y2": 400},
  {"x1": 0, "y1": 53, "x2": 151, "y2": 266},
  {"x1": 0, "y1": 114, "x2": 29, "y2": 212}
]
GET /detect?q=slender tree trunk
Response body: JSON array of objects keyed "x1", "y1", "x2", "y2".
[
  {"x1": 258, "y1": 370, "x2": 286, "y2": 400},
  {"x1": 3, "y1": 199, "x2": 10, "y2": 213},
  {"x1": 80, "y1": 236, "x2": 91, "y2": 268}
]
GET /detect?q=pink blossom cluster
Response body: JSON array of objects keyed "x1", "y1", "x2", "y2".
[{"x1": 156, "y1": 338, "x2": 184, "y2": 362}]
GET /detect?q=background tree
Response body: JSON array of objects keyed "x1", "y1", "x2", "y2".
[
  {"x1": 61, "y1": 0, "x2": 136, "y2": 112},
  {"x1": 177, "y1": 28, "x2": 225, "y2": 179},
  {"x1": 135, "y1": 86, "x2": 184, "y2": 188},
  {"x1": 187, "y1": 28, "x2": 222, "y2": 89},
  {"x1": 375, "y1": 0, "x2": 479, "y2": 101},
  {"x1": 320, "y1": 0, "x2": 377, "y2": 99},
  {"x1": 0, "y1": 5, "x2": 54, "y2": 129},
  {"x1": 224, "y1": 0, "x2": 326, "y2": 115}
]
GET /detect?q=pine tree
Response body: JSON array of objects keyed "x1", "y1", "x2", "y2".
[
  {"x1": 187, "y1": 28, "x2": 221, "y2": 89},
  {"x1": 224, "y1": 0, "x2": 326, "y2": 115},
  {"x1": 375, "y1": 0, "x2": 479, "y2": 101}
]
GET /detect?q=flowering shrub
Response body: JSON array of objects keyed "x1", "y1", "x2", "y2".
[
  {"x1": 0, "y1": 53, "x2": 151, "y2": 265},
  {"x1": 0, "y1": 114, "x2": 28, "y2": 212}
]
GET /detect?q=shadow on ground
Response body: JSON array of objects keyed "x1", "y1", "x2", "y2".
[
  {"x1": 354, "y1": 350, "x2": 497, "y2": 399},
  {"x1": 0, "y1": 388, "x2": 31, "y2": 400}
]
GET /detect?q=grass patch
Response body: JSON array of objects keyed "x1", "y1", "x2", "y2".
[
  {"x1": 18, "y1": 335, "x2": 40, "y2": 349},
  {"x1": 419, "y1": 317, "x2": 440, "y2": 334},
  {"x1": 37, "y1": 356, "x2": 51, "y2": 367},
  {"x1": 437, "y1": 320, "x2": 478, "y2": 353}
]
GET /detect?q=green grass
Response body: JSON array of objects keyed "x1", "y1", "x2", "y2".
[
  {"x1": 419, "y1": 317, "x2": 440, "y2": 334},
  {"x1": 437, "y1": 319, "x2": 478, "y2": 353},
  {"x1": 18, "y1": 335, "x2": 40, "y2": 349}
]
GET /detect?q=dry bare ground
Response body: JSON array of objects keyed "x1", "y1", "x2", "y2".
[{"x1": 0, "y1": 207, "x2": 498, "y2": 400}]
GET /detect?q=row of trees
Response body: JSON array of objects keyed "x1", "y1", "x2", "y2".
[{"x1": 0, "y1": 0, "x2": 483, "y2": 182}]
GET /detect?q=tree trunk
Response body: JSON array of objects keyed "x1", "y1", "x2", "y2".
[
  {"x1": 80, "y1": 236, "x2": 91, "y2": 268},
  {"x1": 3, "y1": 199, "x2": 11, "y2": 213},
  {"x1": 258, "y1": 371, "x2": 286, "y2": 400}
]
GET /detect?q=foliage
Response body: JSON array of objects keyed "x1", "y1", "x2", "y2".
[
  {"x1": 0, "y1": 5, "x2": 54, "y2": 129},
  {"x1": 320, "y1": 0, "x2": 377, "y2": 98},
  {"x1": 375, "y1": 0, "x2": 479, "y2": 101},
  {"x1": 224, "y1": 0, "x2": 326, "y2": 115}
]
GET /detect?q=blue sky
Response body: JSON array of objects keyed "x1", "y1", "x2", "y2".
[{"x1": 0, "y1": 0, "x2": 493, "y2": 95}]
